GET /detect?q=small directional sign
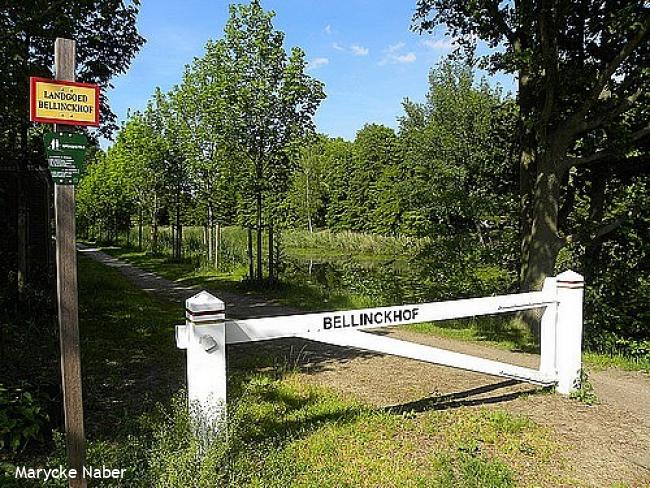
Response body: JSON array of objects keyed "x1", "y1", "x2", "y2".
[{"x1": 44, "y1": 132, "x2": 87, "y2": 185}]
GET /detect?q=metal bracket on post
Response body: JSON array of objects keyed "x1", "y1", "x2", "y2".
[
  {"x1": 555, "y1": 270, "x2": 585, "y2": 394},
  {"x1": 182, "y1": 290, "x2": 227, "y2": 432}
]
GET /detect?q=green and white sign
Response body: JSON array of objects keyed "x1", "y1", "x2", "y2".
[{"x1": 43, "y1": 131, "x2": 87, "y2": 185}]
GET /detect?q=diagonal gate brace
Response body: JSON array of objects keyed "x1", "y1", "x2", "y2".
[{"x1": 298, "y1": 330, "x2": 556, "y2": 387}]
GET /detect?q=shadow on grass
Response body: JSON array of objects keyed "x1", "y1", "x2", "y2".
[{"x1": 384, "y1": 380, "x2": 552, "y2": 414}]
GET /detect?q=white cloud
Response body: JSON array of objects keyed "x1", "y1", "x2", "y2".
[
  {"x1": 350, "y1": 44, "x2": 369, "y2": 56},
  {"x1": 332, "y1": 42, "x2": 345, "y2": 51},
  {"x1": 421, "y1": 38, "x2": 456, "y2": 50},
  {"x1": 324, "y1": 24, "x2": 332, "y2": 35},
  {"x1": 386, "y1": 42, "x2": 405, "y2": 53},
  {"x1": 307, "y1": 57, "x2": 329, "y2": 71},
  {"x1": 379, "y1": 42, "x2": 416, "y2": 65},
  {"x1": 395, "y1": 52, "x2": 416, "y2": 63}
]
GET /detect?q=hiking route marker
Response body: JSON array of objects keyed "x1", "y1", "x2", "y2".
[{"x1": 44, "y1": 131, "x2": 88, "y2": 185}]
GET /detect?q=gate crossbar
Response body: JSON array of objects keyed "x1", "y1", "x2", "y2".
[{"x1": 224, "y1": 291, "x2": 556, "y2": 345}]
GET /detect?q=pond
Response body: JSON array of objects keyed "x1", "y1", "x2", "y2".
[{"x1": 280, "y1": 253, "x2": 430, "y2": 307}]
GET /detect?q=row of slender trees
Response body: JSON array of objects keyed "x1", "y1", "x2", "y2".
[
  {"x1": 78, "y1": 0, "x2": 324, "y2": 282},
  {"x1": 78, "y1": 59, "x2": 518, "y2": 270}
]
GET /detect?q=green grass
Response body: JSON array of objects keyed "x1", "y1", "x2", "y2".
[
  {"x1": 405, "y1": 317, "x2": 536, "y2": 353},
  {"x1": 115, "y1": 375, "x2": 564, "y2": 487},
  {"x1": 4, "y1": 251, "x2": 574, "y2": 487},
  {"x1": 76, "y1": 254, "x2": 186, "y2": 435},
  {"x1": 582, "y1": 351, "x2": 650, "y2": 372},
  {"x1": 406, "y1": 320, "x2": 650, "y2": 373},
  {"x1": 282, "y1": 228, "x2": 430, "y2": 257},
  {"x1": 96, "y1": 245, "x2": 375, "y2": 312}
]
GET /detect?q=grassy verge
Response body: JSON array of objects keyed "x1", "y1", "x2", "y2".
[
  {"x1": 406, "y1": 320, "x2": 650, "y2": 373},
  {"x1": 95, "y1": 245, "x2": 375, "y2": 311},
  {"x1": 3, "y1": 249, "x2": 574, "y2": 487}
]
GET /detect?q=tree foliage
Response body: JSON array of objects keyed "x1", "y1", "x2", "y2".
[
  {"x1": 1, "y1": 0, "x2": 145, "y2": 147},
  {"x1": 80, "y1": 0, "x2": 324, "y2": 282},
  {"x1": 78, "y1": 4, "x2": 648, "y2": 351},
  {"x1": 413, "y1": 0, "x2": 649, "y2": 293}
]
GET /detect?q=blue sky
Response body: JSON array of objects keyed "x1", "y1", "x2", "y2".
[{"x1": 106, "y1": 0, "x2": 515, "y2": 145}]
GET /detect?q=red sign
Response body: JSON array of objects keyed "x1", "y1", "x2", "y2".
[{"x1": 30, "y1": 77, "x2": 100, "y2": 126}]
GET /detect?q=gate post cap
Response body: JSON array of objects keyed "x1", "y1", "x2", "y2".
[
  {"x1": 186, "y1": 290, "x2": 225, "y2": 313},
  {"x1": 556, "y1": 270, "x2": 584, "y2": 287}
]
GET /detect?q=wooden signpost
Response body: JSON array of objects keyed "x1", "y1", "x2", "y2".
[
  {"x1": 29, "y1": 37, "x2": 99, "y2": 488},
  {"x1": 53, "y1": 37, "x2": 87, "y2": 488}
]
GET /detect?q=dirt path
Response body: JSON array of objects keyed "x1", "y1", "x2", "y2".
[
  {"x1": 78, "y1": 245, "x2": 301, "y2": 318},
  {"x1": 80, "y1": 246, "x2": 650, "y2": 487}
]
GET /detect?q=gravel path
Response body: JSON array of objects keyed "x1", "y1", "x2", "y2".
[{"x1": 80, "y1": 245, "x2": 650, "y2": 487}]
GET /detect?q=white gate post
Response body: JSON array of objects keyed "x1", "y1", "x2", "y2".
[
  {"x1": 539, "y1": 276, "x2": 558, "y2": 378},
  {"x1": 555, "y1": 270, "x2": 585, "y2": 394},
  {"x1": 175, "y1": 291, "x2": 227, "y2": 429}
]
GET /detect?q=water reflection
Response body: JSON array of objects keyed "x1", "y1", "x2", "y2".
[
  {"x1": 279, "y1": 249, "x2": 513, "y2": 307},
  {"x1": 280, "y1": 254, "x2": 430, "y2": 306}
]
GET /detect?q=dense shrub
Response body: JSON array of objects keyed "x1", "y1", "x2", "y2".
[{"x1": 0, "y1": 385, "x2": 49, "y2": 453}]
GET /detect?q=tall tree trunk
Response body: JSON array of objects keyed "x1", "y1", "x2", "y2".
[
  {"x1": 17, "y1": 34, "x2": 31, "y2": 302},
  {"x1": 151, "y1": 195, "x2": 158, "y2": 253},
  {"x1": 175, "y1": 188, "x2": 182, "y2": 260},
  {"x1": 256, "y1": 193, "x2": 263, "y2": 281},
  {"x1": 207, "y1": 206, "x2": 213, "y2": 264},
  {"x1": 214, "y1": 223, "x2": 220, "y2": 269},
  {"x1": 475, "y1": 221, "x2": 485, "y2": 246},
  {"x1": 247, "y1": 227, "x2": 254, "y2": 279},
  {"x1": 522, "y1": 153, "x2": 566, "y2": 336},
  {"x1": 518, "y1": 71, "x2": 536, "y2": 290},
  {"x1": 274, "y1": 227, "x2": 281, "y2": 282},
  {"x1": 16, "y1": 174, "x2": 27, "y2": 299},
  {"x1": 138, "y1": 208, "x2": 143, "y2": 250},
  {"x1": 306, "y1": 171, "x2": 313, "y2": 233},
  {"x1": 268, "y1": 224, "x2": 274, "y2": 284},
  {"x1": 177, "y1": 219, "x2": 183, "y2": 261},
  {"x1": 583, "y1": 167, "x2": 607, "y2": 281}
]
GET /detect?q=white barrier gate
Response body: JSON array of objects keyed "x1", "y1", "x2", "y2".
[{"x1": 176, "y1": 270, "x2": 584, "y2": 427}]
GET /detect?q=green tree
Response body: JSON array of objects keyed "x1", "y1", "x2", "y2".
[
  {"x1": 174, "y1": 43, "x2": 237, "y2": 267},
  {"x1": 398, "y1": 61, "x2": 518, "y2": 242},
  {"x1": 288, "y1": 136, "x2": 329, "y2": 232},
  {"x1": 413, "y1": 0, "x2": 650, "y2": 300},
  {"x1": 1, "y1": 0, "x2": 144, "y2": 296},
  {"x1": 150, "y1": 88, "x2": 189, "y2": 261},
  {"x1": 350, "y1": 124, "x2": 401, "y2": 233},
  {"x1": 77, "y1": 149, "x2": 135, "y2": 243},
  {"x1": 322, "y1": 138, "x2": 356, "y2": 231},
  {"x1": 116, "y1": 108, "x2": 166, "y2": 252},
  {"x1": 218, "y1": 0, "x2": 325, "y2": 282}
]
